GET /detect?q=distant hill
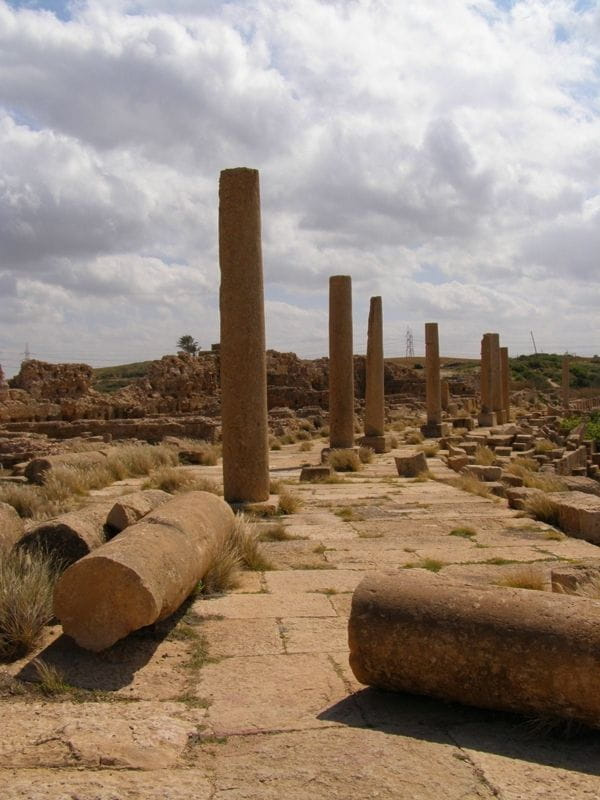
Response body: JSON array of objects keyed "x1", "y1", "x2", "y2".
[
  {"x1": 508, "y1": 353, "x2": 600, "y2": 390},
  {"x1": 92, "y1": 361, "x2": 154, "y2": 394}
]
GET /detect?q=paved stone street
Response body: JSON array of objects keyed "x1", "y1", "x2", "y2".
[{"x1": 3, "y1": 442, "x2": 600, "y2": 799}]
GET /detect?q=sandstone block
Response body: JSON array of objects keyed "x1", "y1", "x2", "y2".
[
  {"x1": 560, "y1": 476, "x2": 600, "y2": 496},
  {"x1": 447, "y1": 455, "x2": 469, "y2": 473},
  {"x1": 501, "y1": 472, "x2": 524, "y2": 488},
  {"x1": 349, "y1": 570, "x2": 600, "y2": 726},
  {"x1": 494, "y1": 446, "x2": 512, "y2": 457},
  {"x1": 551, "y1": 561, "x2": 600, "y2": 594},
  {"x1": 54, "y1": 491, "x2": 234, "y2": 651},
  {"x1": 505, "y1": 487, "x2": 542, "y2": 510},
  {"x1": 300, "y1": 465, "x2": 333, "y2": 482},
  {"x1": 395, "y1": 452, "x2": 427, "y2": 478},
  {"x1": 459, "y1": 442, "x2": 478, "y2": 455},
  {"x1": 488, "y1": 481, "x2": 507, "y2": 498},
  {"x1": 548, "y1": 491, "x2": 600, "y2": 544},
  {"x1": 462, "y1": 465, "x2": 502, "y2": 482},
  {"x1": 451, "y1": 416, "x2": 475, "y2": 430},
  {"x1": 0, "y1": 502, "x2": 24, "y2": 549},
  {"x1": 358, "y1": 434, "x2": 389, "y2": 454},
  {"x1": 106, "y1": 490, "x2": 172, "y2": 533}
]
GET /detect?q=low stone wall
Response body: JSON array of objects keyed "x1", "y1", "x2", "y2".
[{"x1": 3, "y1": 415, "x2": 218, "y2": 444}]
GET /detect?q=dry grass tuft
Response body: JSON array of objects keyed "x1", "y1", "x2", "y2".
[
  {"x1": 405, "y1": 558, "x2": 445, "y2": 573},
  {"x1": 0, "y1": 548, "x2": 58, "y2": 662},
  {"x1": 358, "y1": 446, "x2": 374, "y2": 464},
  {"x1": 270, "y1": 438, "x2": 282, "y2": 451},
  {"x1": 418, "y1": 443, "x2": 439, "y2": 458},
  {"x1": 474, "y1": 445, "x2": 496, "y2": 466},
  {"x1": 0, "y1": 484, "x2": 47, "y2": 519},
  {"x1": 229, "y1": 513, "x2": 273, "y2": 571},
  {"x1": 523, "y1": 472, "x2": 567, "y2": 492},
  {"x1": 412, "y1": 470, "x2": 432, "y2": 483},
  {"x1": 299, "y1": 440, "x2": 313, "y2": 452},
  {"x1": 405, "y1": 430, "x2": 424, "y2": 445},
  {"x1": 449, "y1": 527, "x2": 477, "y2": 538},
  {"x1": 33, "y1": 659, "x2": 71, "y2": 695},
  {"x1": 507, "y1": 457, "x2": 540, "y2": 476},
  {"x1": 143, "y1": 466, "x2": 221, "y2": 495},
  {"x1": 257, "y1": 522, "x2": 292, "y2": 541},
  {"x1": 328, "y1": 449, "x2": 362, "y2": 472},
  {"x1": 496, "y1": 565, "x2": 547, "y2": 591},
  {"x1": 201, "y1": 513, "x2": 273, "y2": 594},
  {"x1": 177, "y1": 440, "x2": 220, "y2": 466},
  {"x1": 278, "y1": 489, "x2": 303, "y2": 515},
  {"x1": 389, "y1": 435, "x2": 399, "y2": 449},
  {"x1": 523, "y1": 494, "x2": 561, "y2": 526},
  {"x1": 534, "y1": 438, "x2": 556, "y2": 454},
  {"x1": 453, "y1": 474, "x2": 492, "y2": 498},
  {"x1": 107, "y1": 444, "x2": 178, "y2": 480}
]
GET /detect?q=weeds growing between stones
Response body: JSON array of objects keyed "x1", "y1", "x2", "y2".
[{"x1": 0, "y1": 548, "x2": 58, "y2": 661}]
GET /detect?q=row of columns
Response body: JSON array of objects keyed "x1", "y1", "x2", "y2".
[
  {"x1": 478, "y1": 333, "x2": 510, "y2": 426},
  {"x1": 218, "y1": 166, "x2": 515, "y2": 505}
]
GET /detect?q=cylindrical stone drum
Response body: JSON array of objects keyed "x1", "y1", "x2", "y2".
[
  {"x1": 349, "y1": 570, "x2": 600, "y2": 726},
  {"x1": 54, "y1": 491, "x2": 235, "y2": 651}
]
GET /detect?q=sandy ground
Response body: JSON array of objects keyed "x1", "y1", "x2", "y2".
[{"x1": 2, "y1": 442, "x2": 600, "y2": 799}]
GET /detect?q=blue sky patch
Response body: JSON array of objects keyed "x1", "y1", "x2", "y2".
[{"x1": 8, "y1": 0, "x2": 72, "y2": 21}]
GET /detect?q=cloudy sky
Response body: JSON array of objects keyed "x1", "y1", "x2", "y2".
[{"x1": 1, "y1": 0, "x2": 599, "y2": 376}]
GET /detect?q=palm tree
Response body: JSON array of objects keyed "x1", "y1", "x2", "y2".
[{"x1": 177, "y1": 335, "x2": 199, "y2": 355}]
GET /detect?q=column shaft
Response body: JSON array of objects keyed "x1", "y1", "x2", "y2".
[
  {"x1": 219, "y1": 168, "x2": 269, "y2": 503},
  {"x1": 329, "y1": 275, "x2": 354, "y2": 449},
  {"x1": 364, "y1": 296, "x2": 384, "y2": 437}
]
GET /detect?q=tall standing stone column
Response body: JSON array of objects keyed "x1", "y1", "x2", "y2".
[
  {"x1": 329, "y1": 275, "x2": 355, "y2": 449},
  {"x1": 562, "y1": 356, "x2": 570, "y2": 410},
  {"x1": 478, "y1": 333, "x2": 497, "y2": 428},
  {"x1": 500, "y1": 346, "x2": 510, "y2": 423},
  {"x1": 360, "y1": 296, "x2": 388, "y2": 453},
  {"x1": 219, "y1": 168, "x2": 269, "y2": 504},
  {"x1": 490, "y1": 333, "x2": 504, "y2": 424},
  {"x1": 421, "y1": 323, "x2": 448, "y2": 438},
  {"x1": 441, "y1": 379, "x2": 450, "y2": 412}
]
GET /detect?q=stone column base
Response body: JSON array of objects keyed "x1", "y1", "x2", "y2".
[
  {"x1": 229, "y1": 495, "x2": 279, "y2": 515},
  {"x1": 358, "y1": 434, "x2": 391, "y2": 454},
  {"x1": 495, "y1": 411, "x2": 508, "y2": 424},
  {"x1": 478, "y1": 412, "x2": 497, "y2": 427},
  {"x1": 420, "y1": 422, "x2": 452, "y2": 438}
]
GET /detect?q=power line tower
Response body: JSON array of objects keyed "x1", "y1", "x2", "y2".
[
  {"x1": 405, "y1": 326, "x2": 415, "y2": 358},
  {"x1": 22, "y1": 343, "x2": 32, "y2": 363}
]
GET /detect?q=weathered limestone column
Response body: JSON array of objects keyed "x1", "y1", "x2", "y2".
[
  {"x1": 562, "y1": 355, "x2": 570, "y2": 410},
  {"x1": 349, "y1": 570, "x2": 600, "y2": 727},
  {"x1": 360, "y1": 296, "x2": 388, "y2": 453},
  {"x1": 441, "y1": 379, "x2": 450, "y2": 412},
  {"x1": 490, "y1": 333, "x2": 504, "y2": 424},
  {"x1": 329, "y1": 275, "x2": 355, "y2": 449},
  {"x1": 478, "y1": 333, "x2": 497, "y2": 427},
  {"x1": 421, "y1": 323, "x2": 448, "y2": 437},
  {"x1": 219, "y1": 168, "x2": 269, "y2": 503},
  {"x1": 500, "y1": 346, "x2": 510, "y2": 423}
]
